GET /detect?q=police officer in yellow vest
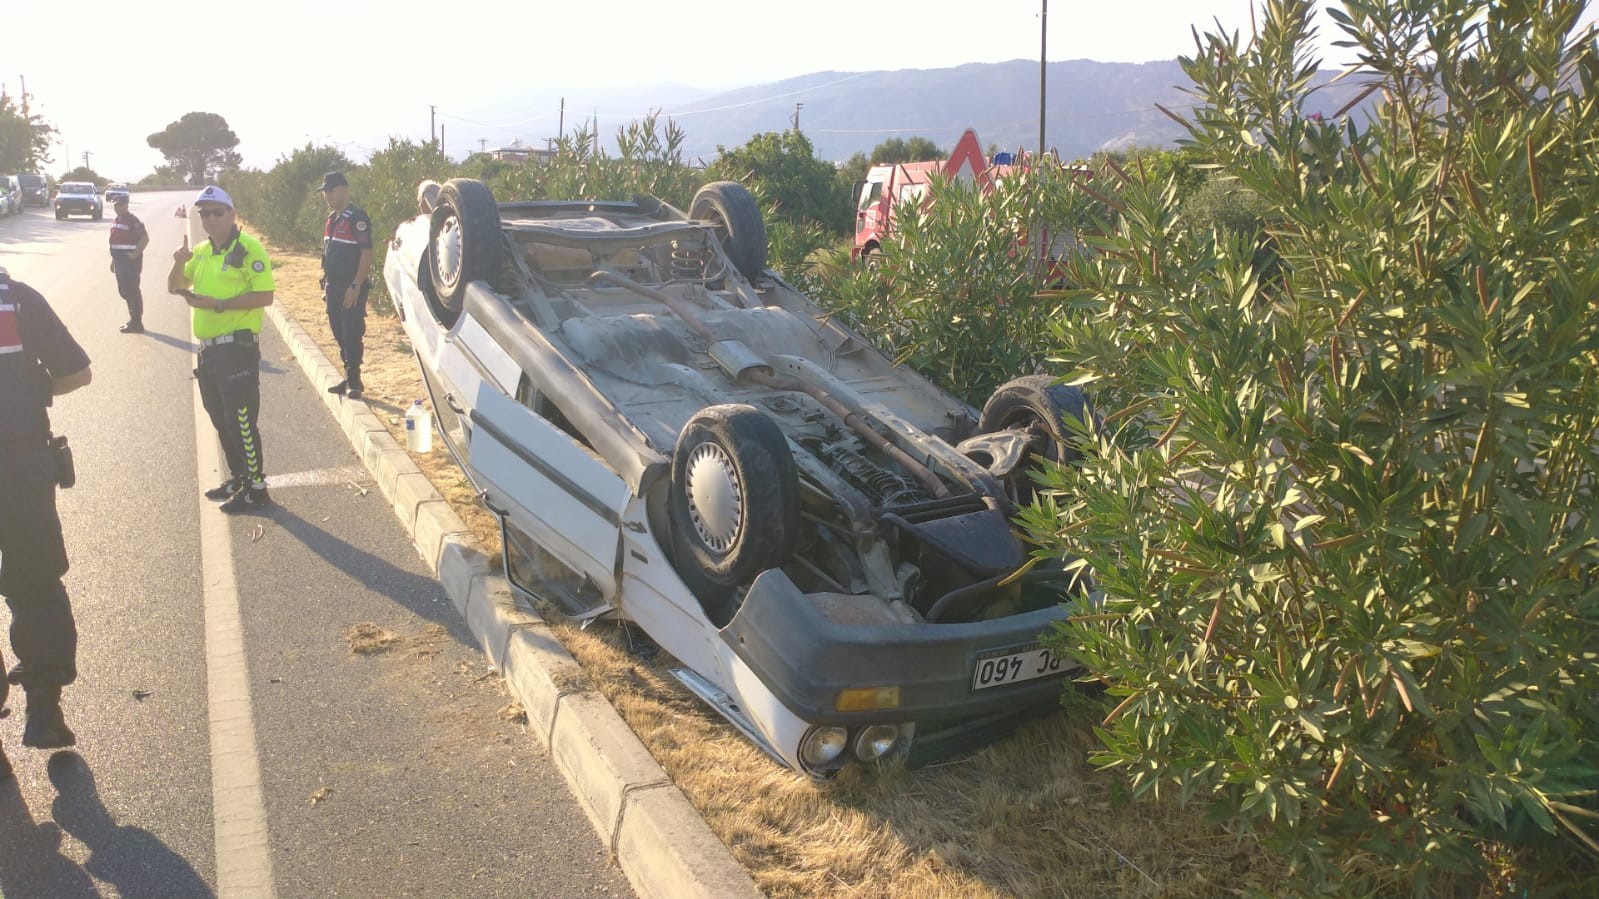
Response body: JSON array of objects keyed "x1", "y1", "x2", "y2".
[{"x1": 166, "y1": 185, "x2": 276, "y2": 513}]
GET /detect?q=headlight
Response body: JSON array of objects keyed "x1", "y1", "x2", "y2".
[
  {"x1": 853, "y1": 724, "x2": 901, "y2": 761},
  {"x1": 798, "y1": 726, "x2": 848, "y2": 769}
]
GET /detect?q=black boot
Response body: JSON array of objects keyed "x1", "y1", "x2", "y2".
[
  {"x1": 22, "y1": 685, "x2": 76, "y2": 749},
  {"x1": 0, "y1": 743, "x2": 12, "y2": 781},
  {"x1": 346, "y1": 368, "x2": 364, "y2": 401},
  {"x1": 327, "y1": 379, "x2": 348, "y2": 396}
]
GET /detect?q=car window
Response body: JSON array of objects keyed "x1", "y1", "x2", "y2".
[
  {"x1": 61, "y1": 183, "x2": 94, "y2": 194},
  {"x1": 18, "y1": 175, "x2": 43, "y2": 188}
]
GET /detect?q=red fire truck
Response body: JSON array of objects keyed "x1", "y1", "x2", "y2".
[
  {"x1": 851, "y1": 129, "x2": 993, "y2": 263},
  {"x1": 851, "y1": 130, "x2": 1082, "y2": 283}
]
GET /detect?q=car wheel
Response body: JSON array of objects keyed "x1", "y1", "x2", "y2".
[
  {"x1": 978, "y1": 375, "x2": 1093, "y2": 505},
  {"x1": 668, "y1": 404, "x2": 799, "y2": 626},
  {"x1": 54, "y1": 210, "x2": 64, "y2": 220},
  {"x1": 428, "y1": 178, "x2": 502, "y2": 314},
  {"x1": 861, "y1": 244, "x2": 882, "y2": 271},
  {"x1": 689, "y1": 182, "x2": 767, "y2": 283}
]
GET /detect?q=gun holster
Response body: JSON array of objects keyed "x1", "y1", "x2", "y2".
[{"x1": 48, "y1": 435, "x2": 75, "y2": 489}]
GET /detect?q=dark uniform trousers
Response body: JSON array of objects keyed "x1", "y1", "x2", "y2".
[
  {"x1": 113, "y1": 255, "x2": 144, "y2": 321},
  {"x1": 0, "y1": 445, "x2": 79, "y2": 687},
  {"x1": 324, "y1": 280, "x2": 368, "y2": 384},
  {"x1": 197, "y1": 337, "x2": 266, "y2": 485}
]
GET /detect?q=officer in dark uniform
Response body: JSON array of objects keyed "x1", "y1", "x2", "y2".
[
  {"x1": 317, "y1": 172, "x2": 373, "y2": 400},
  {"x1": 108, "y1": 193, "x2": 150, "y2": 333},
  {"x1": 0, "y1": 267, "x2": 93, "y2": 775}
]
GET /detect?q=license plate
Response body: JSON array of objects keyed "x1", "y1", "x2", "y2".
[{"x1": 972, "y1": 644, "x2": 1066, "y2": 690}]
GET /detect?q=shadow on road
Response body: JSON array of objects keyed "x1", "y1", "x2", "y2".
[
  {"x1": 48, "y1": 751, "x2": 213, "y2": 899},
  {"x1": 260, "y1": 505, "x2": 474, "y2": 645},
  {"x1": 0, "y1": 761, "x2": 100, "y2": 898},
  {"x1": 130, "y1": 330, "x2": 199, "y2": 355}
]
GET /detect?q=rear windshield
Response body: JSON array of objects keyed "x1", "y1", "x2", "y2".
[
  {"x1": 18, "y1": 174, "x2": 44, "y2": 187},
  {"x1": 60, "y1": 183, "x2": 95, "y2": 194}
]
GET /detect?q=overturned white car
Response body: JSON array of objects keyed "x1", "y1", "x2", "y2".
[{"x1": 384, "y1": 178, "x2": 1094, "y2": 775}]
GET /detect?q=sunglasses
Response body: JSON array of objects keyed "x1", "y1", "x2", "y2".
[{"x1": 197, "y1": 207, "x2": 230, "y2": 219}]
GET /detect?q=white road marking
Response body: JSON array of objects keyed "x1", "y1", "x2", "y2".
[
  {"x1": 193, "y1": 384, "x2": 277, "y2": 898},
  {"x1": 263, "y1": 465, "x2": 371, "y2": 490}
]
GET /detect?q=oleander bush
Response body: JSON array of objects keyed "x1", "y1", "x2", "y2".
[{"x1": 1023, "y1": 0, "x2": 1599, "y2": 891}]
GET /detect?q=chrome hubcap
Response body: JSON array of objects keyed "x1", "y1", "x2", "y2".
[
  {"x1": 434, "y1": 215, "x2": 463, "y2": 288},
  {"x1": 685, "y1": 443, "x2": 741, "y2": 554}
]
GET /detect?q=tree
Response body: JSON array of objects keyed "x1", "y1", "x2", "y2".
[
  {"x1": 1031, "y1": 0, "x2": 1599, "y2": 891},
  {"x1": 57, "y1": 166, "x2": 103, "y2": 186},
  {"x1": 869, "y1": 136, "x2": 942, "y2": 165},
  {"x1": 137, "y1": 164, "x2": 188, "y2": 186},
  {"x1": 706, "y1": 129, "x2": 847, "y2": 233},
  {"x1": 147, "y1": 112, "x2": 242, "y2": 185},
  {"x1": 0, "y1": 93, "x2": 54, "y2": 172}
]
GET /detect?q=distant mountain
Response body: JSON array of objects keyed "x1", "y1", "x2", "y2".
[{"x1": 638, "y1": 58, "x2": 1374, "y2": 164}]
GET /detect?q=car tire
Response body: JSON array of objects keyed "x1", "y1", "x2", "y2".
[
  {"x1": 978, "y1": 375, "x2": 1093, "y2": 505},
  {"x1": 428, "y1": 178, "x2": 502, "y2": 315},
  {"x1": 54, "y1": 210, "x2": 64, "y2": 221},
  {"x1": 668, "y1": 404, "x2": 799, "y2": 626},
  {"x1": 689, "y1": 182, "x2": 767, "y2": 283}
]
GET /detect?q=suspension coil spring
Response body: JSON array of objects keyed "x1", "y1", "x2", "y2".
[{"x1": 670, "y1": 241, "x2": 708, "y2": 280}]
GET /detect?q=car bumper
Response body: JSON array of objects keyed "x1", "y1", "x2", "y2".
[{"x1": 721, "y1": 568, "x2": 1077, "y2": 727}]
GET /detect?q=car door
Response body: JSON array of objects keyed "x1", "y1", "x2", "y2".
[{"x1": 466, "y1": 384, "x2": 631, "y2": 606}]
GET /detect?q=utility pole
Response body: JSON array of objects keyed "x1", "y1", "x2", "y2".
[
  {"x1": 439, "y1": 124, "x2": 445, "y2": 156},
  {"x1": 791, "y1": 102, "x2": 803, "y2": 131},
  {"x1": 83, "y1": 150, "x2": 92, "y2": 171},
  {"x1": 1039, "y1": 0, "x2": 1048, "y2": 159},
  {"x1": 478, "y1": 138, "x2": 488, "y2": 153},
  {"x1": 430, "y1": 105, "x2": 437, "y2": 146},
  {"x1": 558, "y1": 97, "x2": 565, "y2": 143},
  {"x1": 19, "y1": 74, "x2": 26, "y2": 117}
]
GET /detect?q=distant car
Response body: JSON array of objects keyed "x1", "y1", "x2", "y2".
[
  {"x1": 385, "y1": 177, "x2": 1098, "y2": 777},
  {"x1": 54, "y1": 182, "x2": 102, "y2": 220},
  {"x1": 0, "y1": 176, "x2": 21, "y2": 215},
  {"x1": 17, "y1": 173, "x2": 49, "y2": 207},
  {"x1": 104, "y1": 183, "x2": 130, "y2": 205}
]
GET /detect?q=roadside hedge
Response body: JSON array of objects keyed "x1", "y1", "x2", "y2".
[{"x1": 1029, "y1": 0, "x2": 1599, "y2": 892}]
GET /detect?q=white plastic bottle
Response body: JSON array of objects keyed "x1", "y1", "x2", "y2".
[{"x1": 405, "y1": 400, "x2": 434, "y2": 453}]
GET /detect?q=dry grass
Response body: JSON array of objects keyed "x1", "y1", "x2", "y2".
[
  {"x1": 344, "y1": 622, "x2": 401, "y2": 655},
  {"x1": 256, "y1": 232, "x2": 1283, "y2": 898}
]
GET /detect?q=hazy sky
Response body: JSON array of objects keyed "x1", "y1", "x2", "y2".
[{"x1": 7, "y1": 1, "x2": 1596, "y2": 180}]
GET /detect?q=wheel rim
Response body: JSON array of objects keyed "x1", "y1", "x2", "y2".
[
  {"x1": 684, "y1": 442, "x2": 742, "y2": 555},
  {"x1": 433, "y1": 213, "x2": 464, "y2": 290}
]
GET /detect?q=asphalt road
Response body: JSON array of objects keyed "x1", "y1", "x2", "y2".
[{"x1": 0, "y1": 193, "x2": 634, "y2": 898}]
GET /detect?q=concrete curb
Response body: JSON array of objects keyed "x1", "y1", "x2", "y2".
[{"x1": 264, "y1": 304, "x2": 762, "y2": 899}]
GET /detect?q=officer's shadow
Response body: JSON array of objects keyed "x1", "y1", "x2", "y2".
[
  {"x1": 47, "y1": 752, "x2": 212, "y2": 898},
  {"x1": 0, "y1": 764, "x2": 99, "y2": 899}
]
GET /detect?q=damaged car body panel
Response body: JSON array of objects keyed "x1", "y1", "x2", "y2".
[{"x1": 385, "y1": 179, "x2": 1094, "y2": 776}]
